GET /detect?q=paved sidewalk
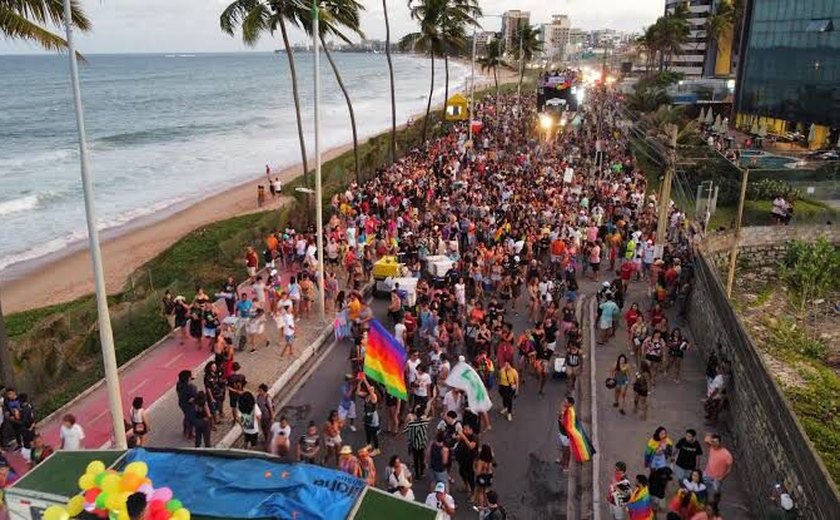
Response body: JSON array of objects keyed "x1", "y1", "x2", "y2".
[{"x1": 590, "y1": 279, "x2": 752, "y2": 518}]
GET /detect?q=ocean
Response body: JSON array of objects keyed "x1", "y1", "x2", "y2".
[{"x1": 0, "y1": 52, "x2": 470, "y2": 273}]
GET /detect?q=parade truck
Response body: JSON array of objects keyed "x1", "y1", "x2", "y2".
[
  {"x1": 3, "y1": 448, "x2": 440, "y2": 520},
  {"x1": 537, "y1": 70, "x2": 583, "y2": 113}
]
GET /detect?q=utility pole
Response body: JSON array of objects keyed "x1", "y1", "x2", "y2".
[
  {"x1": 726, "y1": 168, "x2": 750, "y2": 297},
  {"x1": 517, "y1": 25, "x2": 524, "y2": 108},
  {"x1": 313, "y1": 0, "x2": 326, "y2": 323},
  {"x1": 63, "y1": 0, "x2": 126, "y2": 449},
  {"x1": 655, "y1": 124, "x2": 678, "y2": 260},
  {"x1": 468, "y1": 29, "x2": 477, "y2": 146}
]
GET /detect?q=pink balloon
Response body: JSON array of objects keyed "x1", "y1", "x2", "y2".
[
  {"x1": 139, "y1": 484, "x2": 154, "y2": 497},
  {"x1": 151, "y1": 487, "x2": 173, "y2": 503}
]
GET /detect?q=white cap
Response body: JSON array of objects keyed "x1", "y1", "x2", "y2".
[
  {"x1": 434, "y1": 482, "x2": 446, "y2": 493},
  {"x1": 780, "y1": 493, "x2": 794, "y2": 511}
]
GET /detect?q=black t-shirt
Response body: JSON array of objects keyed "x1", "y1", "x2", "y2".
[
  {"x1": 203, "y1": 310, "x2": 219, "y2": 329},
  {"x1": 649, "y1": 467, "x2": 672, "y2": 499},
  {"x1": 674, "y1": 438, "x2": 703, "y2": 470},
  {"x1": 566, "y1": 349, "x2": 581, "y2": 367},
  {"x1": 175, "y1": 304, "x2": 188, "y2": 322},
  {"x1": 455, "y1": 432, "x2": 478, "y2": 464},
  {"x1": 544, "y1": 323, "x2": 558, "y2": 345},
  {"x1": 227, "y1": 373, "x2": 247, "y2": 392}
]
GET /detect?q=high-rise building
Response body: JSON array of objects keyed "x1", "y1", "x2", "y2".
[
  {"x1": 664, "y1": 0, "x2": 716, "y2": 77},
  {"x1": 501, "y1": 10, "x2": 531, "y2": 54},
  {"x1": 735, "y1": 0, "x2": 840, "y2": 147},
  {"x1": 540, "y1": 15, "x2": 572, "y2": 63},
  {"x1": 475, "y1": 31, "x2": 496, "y2": 58}
]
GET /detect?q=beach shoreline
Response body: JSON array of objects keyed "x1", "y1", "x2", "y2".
[{"x1": 0, "y1": 68, "x2": 512, "y2": 314}]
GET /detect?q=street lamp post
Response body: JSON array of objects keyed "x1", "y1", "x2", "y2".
[
  {"x1": 62, "y1": 0, "x2": 126, "y2": 449},
  {"x1": 312, "y1": 0, "x2": 326, "y2": 323},
  {"x1": 468, "y1": 29, "x2": 478, "y2": 146}
]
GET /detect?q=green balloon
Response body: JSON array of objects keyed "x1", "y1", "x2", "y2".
[
  {"x1": 166, "y1": 499, "x2": 183, "y2": 513},
  {"x1": 94, "y1": 472, "x2": 108, "y2": 487},
  {"x1": 96, "y1": 492, "x2": 109, "y2": 510}
]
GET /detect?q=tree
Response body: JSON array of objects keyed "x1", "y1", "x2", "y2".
[
  {"x1": 511, "y1": 24, "x2": 542, "y2": 102},
  {"x1": 478, "y1": 39, "x2": 504, "y2": 108},
  {"x1": 299, "y1": 0, "x2": 365, "y2": 184},
  {"x1": 401, "y1": 0, "x2": 446, "y2": 143},
  {"x1": 220, "y1": 0, "x2": 311, "y2": 188},
  {"x1": 438, "y1": 0, "x2": 481, "y2": 119},
  {"x1": 0, "y1": 0, "x2": 92, "y2": 387},
  {"x1": 382, "y1": 0, "x2": 396, "y2": 164},
  {"x1": 0, "y1": 0, "x2": 90, "y2": 52}
]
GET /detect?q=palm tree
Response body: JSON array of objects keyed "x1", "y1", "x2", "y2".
[
  {"x1": 299, "y1": 0, "x2": 365, "y2": 184},
  {"x1": 0, "y1": 0, "x2": 90, "y2": 52},
  {"x1": 401, "y1": 0, "x2": 446, "y2": 143},
  {"x1": 220, "y1": 0, "x2": 311, "y2": 188},
  {"x1": 438, "y1": 0, "x2": 481, "y2": 119},
  {"x1": 382, "y1": 0, "x2": 396, "y2": 164},
  {"x1": 478, "y1": 39, "x2": 503, "y2": 102},
  {"x1": 0, "y1": 0, "x2": 92, "y2": 388},
  {"x1": 512, "y1": 24, "x2": 542, "y2": 103}
]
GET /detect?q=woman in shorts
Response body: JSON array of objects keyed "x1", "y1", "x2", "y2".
[
  {"x1": 667, "y1": 328, "x2": 689, "y2": 382},
  {"x1": 322, "y1": 410, "x2": 343, "y2": 466},
  {"x1": 473, "y1": 444, "x2": 496, "y2": 507},
  {"x1": 612, "y1": 354, "x2": 631, "y2": 414},
  {"x1": 642, "y1": 330, "x2": 666, "y2": 386}
]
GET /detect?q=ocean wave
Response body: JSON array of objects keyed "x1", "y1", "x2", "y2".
[
  {"x1": 0, "y1": 230, "x2": 87, "y2": 271},
  {"x1": 0, "y1": 194, "x2": 38, "y2": 216}
]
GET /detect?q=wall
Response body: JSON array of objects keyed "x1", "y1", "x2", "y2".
[
  {"x1": 702, "y1": 224, "x2": 840, "y2": 267},
  {"x1": 687, "y1": 226, "x2": 840, "y2": 518}
]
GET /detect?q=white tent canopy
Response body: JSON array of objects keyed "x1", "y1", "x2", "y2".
[
  {"x1": 698, "y1": 107, "x2": 707, "y2": 124},
  {"x1": 808, "y1": 123, "x2": 817, "y2": 144},
  {"x1": 705, "y1": 109, "x2": 714, "y2": 125}
]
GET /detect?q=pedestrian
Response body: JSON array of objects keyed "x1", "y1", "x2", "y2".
[
  {"x1": 357, "y1": 446, "x2": 377, "y2": 486},
  {"x1": 192, "y1": 392, "x2": 212, "y2": 448},
  {"x1": 598, "y1": 293, "x2": 620, "y2": 344},
  {"x1": 702, "y1": 433, "x2": 733, "y2": 505},
  {"x1": 632, "y1": 364, "x2": 651, "y2": 421},
  {"x1": 201, "y1": 302, "x2": 220, "y2": 352},
  {"x1": 323, "y1": 410, "x2": 343, "y2": 466},
  {"x1": 59, "y1": 414, "x2": 85, "y2": 451},
  {"x1": 427, "y1": 430, "x2": 451, "y2": 488},
  {"x1": 670, "y1": 469, "x2": 707, "y2": 519},
  {"x1": 359, "y1": 379, "x2": 381, "y2": 455},
  {"x1": 337, "y1": 374, "x2": 358, "y2": 432},
  {"x1": 612, "y1": 354, "x2": 631, "y2": 414},
  {"x1": 402, "y1": 405, "x2": 430, "y2": 479},
  {"x1": 161, "y1": 290, "x2": 177, "y2": 335},
  {"x1": 673, "y1": 429, "x2": 703, "y2": 485},
  {"x1": 625, "y1": 474, "x2": 653, "y2": 520},
  {"x1": 176, "y1": 370, "x2": 197, "y2": 439},
  {"x1": 26, "y1": 433, "x2": 53, "y2": 468},
  {"x1": 279, "y1": 305, "x2": 296, "y2": 357},
  {"x1": 297, "y1": 421, "x2": 321, "y2": 464},
  {"x1": 245, "y1": 246, "x2": 259, "y2": 279},
  {"x1": 424, "y1": 482, "x2": 457, "y2": 520},
  {"x1": 255, "y1": 384, "x2": 275, "y2": 450},
  {"x1": 642, "y1": 331, "x2": 666, "y2": 386},
  {"x1": 226, "y1": 362, "x2": 247, "y2": 424},
  {"x1": 270, "y1": 415, "x2": 291, "y2": 458},
  {"x1": 644, "y1": 426, "x2": 674, "y2": 478},
  {"x1": 237, "y1": 391, "x2": 262, "y2": 450},
  {"x1": 454, "y1": 422, "x2": 478, "y2": 496},
  {"x1": 338, "y1": 445, "x2": 359, "y2": 476},
  {"x1": 203, "y1": 361, "x2": 225, "y2": 424},
  {"x1": 667, "y1": 328, "x2": 689, "y2": 382},
  {"x1": 129, "y1": 397, "x2": 150, "y2": 447},
  {"x1": 385, "y1": 455, "x2": 413, "y2": 493},
  {"x1": 607, "y1": 461, "x2": 632, "y2": 520},
  {"x1": 473, "y1": 443, "x2": 496, "y2": 507},
  {"x1": 565, "y1": 341, "x2": 582, "y2": 392},
  {"x1": 497, "y1": 360, "x2": 518, "y2": 421},
  {"x1": 188, "y1": 302, "x2": 203, "y2": 350}
]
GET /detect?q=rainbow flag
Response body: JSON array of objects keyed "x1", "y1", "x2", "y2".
[
  {"x1": 626, "y1": 486, "x2": 653, "y2": 520},
  {"x1": 364, "y1": 319, "x2": 408, "y2": 400},
  {"x1": 562, "y1": 404, "x2": 596, "y2": 463},
  {"x1": 644, "y1": 438, "x2": 673, "y2": 468}
]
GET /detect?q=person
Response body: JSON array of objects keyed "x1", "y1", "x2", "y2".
[
  {"x1": 298, "y1": 421, "x2": 321, "y2": 464},
  {"x1": 626, "y1": 474, "x2": 653, "y2": 520},
  {"x1": 642, "y1": 331, "x2": 666, "y2": 386},
  {"x1": 161, "y1": 290, "x2": 177, "y2": 334},
  {"x1": 279, "y1": 305, "x2": 296, "y2": 357},
  {"x1": 607, "y1": 461, "x2": 632, "y2": 520},
  {"x1": 403, "y1": 405, "x2": 429, "y2": 479},
  {"x1": 202, "y1": 303, "x2": 220, "y2": 351},
  {"x1": 565, "y1": 341, "x2": 582, "y2": 392},
  {"x1": 689, "y1": 503, "x2": 722, "y2": 520},
  {"x1": 497, "y1": 360, "x2": 518, "y2": 421},
  {"x1": 338, "y1": 445, "x2": 359, "y2": 477},
  {"x1": 27, "y1": 433, "x2": 53, "y2": 468},
  {"x1": 427, "y1": 430, "x2": 451, "y2": 487},
  {"x1": 673, "y1": 429, "x2": 703, "y2": 485},
  {"x1": 338, "y1": 374, "x2": 357, "y2": 432},
  {"x1": 392, "y1": 475, "x2": 415, "y2": 501},
  {"x1": 702, "y1": 433, "x2": 733, "y2": 504},
  {"x1": 425, "y1": 482, "x2": 457, "y2": 520},
  {"x1": 474, "y1": 443, "x2": 495, "y2": 507},
  {"x1": 670, "y1": 469, "x2": 707, "y2": 519},
  {"x1": 357, "y1": 446, "x2": 377, "y2": 486},
  {"x1": 226, "y1": 362, "x2": 247, "y2": 424},
  {"x1": 192, "y1": 392, "x2": 213, "y2": 448},
  {"x1": 322, "y1": 410, "x2": 343, "y2": 466},
  {"x1": 238, "y1": 391, "x2": 262, "y2": 449},
  {"x1": 598, "y1": 294, "x2": 620, "y2": 344},
  {"x1": 644, "y1": 427, "x2": 674, "y2": 478},
  {"x1": 360, "y1": 380, "x2": 381, "y2": 455},
  {"x1": 385, "y1": 455, "x2": 413, "y2": 493},
  {"x1": 667, "y1": 328, "x2": 689, "y2": 382},
  {"x1": 129, "y1": 397, "x2": 150, "y2": 447},
  {"x1": 176, "y1": 370, "x2": 197, "y2": 439},
  {"x1": 255, "y1": 384, "x2": 275, "y2": 450},
  {"x1": 126, "y1": 492, "x2": 147, "y2": 520},
  {"x1": 480, "y1": 490, "x2": 507, "y2": 520},
  {"x1": 612, "y1": 354, "x2": 631, "y2": 414},
  {"x1": 455, "y1": 422, "x2": 478, "y2": 496},
  {"x1": 632, "y1": 365, "x2": 651, "y2": 420},
  {"x1": 245, "y1": 246, "x2": 259, "y2": 279},
  {"x1": 412, "y1": 363, "x2": 432, "y2": 415},
  {"x1": 187, "y1": 302, "x2": 203, "y2": 349},
  {"x1": 59, "y1": 414, "x2": 85, "y2": 451}
]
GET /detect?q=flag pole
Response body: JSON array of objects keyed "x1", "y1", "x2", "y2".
[
  {"x1": 62, "y1": 0, "x2": 126, "y2": 449},
  {"x1": 313, "y1": 0, "x2": 326, "y2": 323}
]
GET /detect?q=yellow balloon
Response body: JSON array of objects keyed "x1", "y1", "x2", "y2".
[
  {"x1": 172, "y1": 509, "x2": 191, "y2": 520},
  {"x1": 117, "y1": 511, "x2": 130, "y2": 520},
  {"x1": 78, "y1": 473, "x2": 96, "y2": 491},
  {"x1": 66, "y1": 495, "x2": 85, "y2": 516},
  {"x1": 106, "y1": 492, "x2": 122, "y2": 511},
  {"x1": 118, "y1": 492, "x2": 131, "y2": 506},
  {"x1": 123, "y1": 461, "x2": 148, "y2": 479},
  {"x1": 43, "y1": 505, "x2": 69, "y2": 520},
  {"x1": 101, "y1": 473, "x2": 121, "y2": 494},
  {"x1": 86, "y1": 460, "x2": 106, "y2": 475}
]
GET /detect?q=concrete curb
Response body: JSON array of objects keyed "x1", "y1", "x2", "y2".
[
  {"x1": 589, "y1": 297, "x2": 602, "y2": 520},
  {"x1": 215, "y1": 322, "x2": 336, "y2": 448}
]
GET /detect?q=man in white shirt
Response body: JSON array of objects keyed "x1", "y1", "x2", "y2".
[
  {"x1": 394, "y1": 318, "x2": 407, "y2": 347},
  {"x1": 442, "y1": 388, "x2": 463, "y2": 420},
  {"x1": 425, "y1": 482, "x2": 456, "y2": 519},
  {"x1": 59, "y1": 414, "x2": 85, "y2": 451},
  {"x1": 412, "y1": 364, "x2": 432, "y2": 414}
]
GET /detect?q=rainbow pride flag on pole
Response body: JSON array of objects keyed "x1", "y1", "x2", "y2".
[
  {"x1": 626, "y1": 486, "x2": 653, "y2": 520},
  {"x1": 561, "y1": 404, "x2": 596, "y2": 463},
  {"x1": 364, "y1": 319, "x2": 408, "y2": 400}
]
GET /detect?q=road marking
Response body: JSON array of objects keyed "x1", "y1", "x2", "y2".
[
  {"x1": 588, "y1": 296, "x2": 602, "y2": 520},
  {"x1": 163, "y1": 352, "x2": 184, "y2": 368},
  {"x1": 128, "y1": 378, "x2": 149, "y2": 395},
  {"x1": 90, "y1": 409, "x2": 109, "y2": 423}
]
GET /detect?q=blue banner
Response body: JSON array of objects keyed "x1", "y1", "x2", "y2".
[{"x1": 123, "y1": 449, "x2": 365, "y2": 519}]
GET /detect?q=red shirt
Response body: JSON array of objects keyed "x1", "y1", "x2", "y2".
[
  {"x1": 497, "y1": 342, "x2": 515, "y2": 368},
  {"x1": 245, "y1": 251, "x2": 258, "y2": 268},
  {"x1": 619, "y1": 262, "x2": 635, "y2": 281}
]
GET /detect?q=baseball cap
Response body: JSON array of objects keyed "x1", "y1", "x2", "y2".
[{"x1": 434, "y1": 482, "x2": 446, "y2": 493}]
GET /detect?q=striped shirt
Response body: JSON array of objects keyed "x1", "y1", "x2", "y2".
[{"x1": 403, "y1": 417, "x2": 430, "y2": 450}]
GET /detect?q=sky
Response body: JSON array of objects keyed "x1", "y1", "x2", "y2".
[{"x1": 0, "y1": 0, "x2": 663, "y2": 55}]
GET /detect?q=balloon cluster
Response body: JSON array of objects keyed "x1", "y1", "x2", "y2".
[{"x1": 42, "y1": 460, "x2": 191, "y2": 520}]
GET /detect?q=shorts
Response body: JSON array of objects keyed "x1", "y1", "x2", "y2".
[
  {"x1": 338, "y1": 402, "x2": 356, "y2": 421},
  {"x1": 645, "y1": 354, "x2": 662, "y2": 364},
  {"x1": 247, "y1": 266, "x2": 257, "y2": 277},
  {"x1": 590, "y1": 262, "x2": 600, "y2": 272},
  {"x1": 202, "y1": 326, "x2": 216, "y2": 338},
  {"x1": 285, "y1": 333, "x2": 295, "y2": 344},
  {"x1": 229, "y1": 393, "x2": 240, "y2": 409},
  {"x1": 244, "y1": 432, "x2": 259, "y2": 446},
  {"x1": 325, "y1": 435, "x2": 342, "y2": 448},
  {"x1": 609, "y1": 503, "x2": 627, "y2": 519},
  {"x1": 566, "y1": 365, "x2": 580, "y2": 377}
]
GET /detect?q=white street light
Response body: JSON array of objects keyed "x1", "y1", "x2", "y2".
[
  {"x1": 62, "y1": 0, "x2": 126, "y2": 449},
  {"x1": 312, "y1": 1, "x2": 326, "y2": 324}
]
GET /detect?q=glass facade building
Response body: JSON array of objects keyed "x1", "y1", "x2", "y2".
[{"x1": 737, "y1": 0, "x2": 840, "y2": 130}]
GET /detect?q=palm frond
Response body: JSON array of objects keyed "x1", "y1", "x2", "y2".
[
  {"x1": 220, "y1": 0, "x2": 261, "y2": 36},
  {"x1": 240, "y1": 2, "x2": 272, "y2": 46},
  {"x1": 0, "y1": 5, "x2": 69, "y2": 51}
]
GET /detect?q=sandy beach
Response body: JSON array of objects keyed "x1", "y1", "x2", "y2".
[{"x1": 0, "y1": 68, "x2": 517, "y2": 314}]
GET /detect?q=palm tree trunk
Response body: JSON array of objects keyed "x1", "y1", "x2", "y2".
[
  {"x1": 518, "y1": 59, "x2": 525, "y2": 105},
  {"x1": 493, "y1": 65, "x2": 500, "y2": 134},
  {"x1": 321, "y1": 35, "x2": 360, "y2": 184},
  {"x1": 383, "y1": 0, "x2": 396, "y2": 164},
  {"x1": 443, "y1": 53, "x2": 450, "y2": 120},
  {"x1": 278, "y1": 17, "x2": 309, "y2": 188},
  {"x1": 0, "y1": 296, "x2": 15, "y2": 388},
  {"x1": 422, "y1": 50, "x2": 435, "y2": 143}
]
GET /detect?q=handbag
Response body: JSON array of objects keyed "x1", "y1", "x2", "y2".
[{"x1": 605, "y1": 377, "x2": 617, "y2": 389}]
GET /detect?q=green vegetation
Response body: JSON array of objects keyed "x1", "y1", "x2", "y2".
[
  {"x1": 780, "y1": 238, "x2": 840, "y2": 311},
  {"x1": 746, "y1": 178, "x2": 802, "y2": 202}
]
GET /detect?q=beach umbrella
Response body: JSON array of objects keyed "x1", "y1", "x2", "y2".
[
  {"x1": 713, "y1": 114, "x2": 723, "y2": 133},
  {"x1": 808, "y1": 123, "x2": 817, "y2": 145},
  {"x1": 60, "y1": 0, "x2": 127, "y2": 448},
  {"x1": 750, "y1": 121, "x2": 760, "y2": 135},
  {"x1": 758, "y1": 124, "x2": 768, "y2": 138},
  {"x1": 705, "y1": 109, "x2": 714, "y2": 125},
  {"x1": 697, "y1": 107, "x2": 707, "y2": 124}
]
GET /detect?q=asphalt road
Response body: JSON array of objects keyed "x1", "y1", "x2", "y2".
[{"x1": 277, "y1": 298, "x2": 569, "y2": 519}]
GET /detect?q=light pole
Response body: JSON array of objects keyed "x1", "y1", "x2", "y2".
[
  {"x1": 62, "y1": 0, "x2": 126, "y2": 449},
  {"x1": 312, "y1": 0, "x2": 326, "y2": 323},
  {"x1": 468, "y1": 29, "x2": 478, "y2": 146}
]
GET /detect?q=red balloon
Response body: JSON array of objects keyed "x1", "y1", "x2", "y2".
[
  {"x1": 149, "y1": 499, "x2": 166, "y2": 513},
  {"x1": 152, "y1": 509, "x2": 170, "y2": 520},
  {"x1": 84, "y1": 489, "x2": 102, "y2": 503},
  {"x1": 94, "y1": 508, "x2": 108, "y2": 519}
]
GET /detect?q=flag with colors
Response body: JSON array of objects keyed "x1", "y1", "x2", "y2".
[
  {"x1": 626, "y1": 486, "x2": 653, "y2": 520},
  {"x1": 445, "y1": 361, "x2": 493, "y2": 412},
  {"x1": 561, "y1": 404, "x2": 596, "y2": 463},
  {"x1": 364, "y1": 319, "x2": 408, "y2": 400}
]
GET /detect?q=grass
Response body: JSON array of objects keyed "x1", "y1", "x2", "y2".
[
  {"x1": 6, "y1": 297, "x2": 91, "y2": 338},
  {"x1": 708, "y1": 197, "x2": 837, "y2": 230}
]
